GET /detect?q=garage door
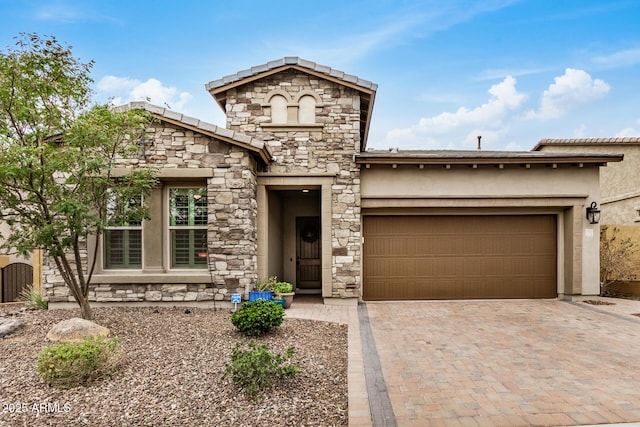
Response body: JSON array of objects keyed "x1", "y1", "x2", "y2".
[{"x1": 363, "y1": 215, "x2": 557, "y2": 300}]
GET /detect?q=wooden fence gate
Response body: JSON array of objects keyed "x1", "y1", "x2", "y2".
[{"x1": 1, "y1": 262, "x2": 33, "y2": 303}]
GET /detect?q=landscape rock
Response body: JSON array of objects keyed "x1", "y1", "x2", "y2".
[
  {"x1": 46, "y1": 317, "x2": 110, "y2": 343},
  {"x1": 0, "y1": 318, "x2": 22, "y2": 338}
]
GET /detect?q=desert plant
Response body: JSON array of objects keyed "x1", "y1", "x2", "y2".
[
  {"x1": 37, "y1": 337, "x2": 121, "y2": 388},
  {"x1": 600, "y1": 226, "x2": 638, "y2": 295},
  {"x1": 224, "y1": 341, "x2": 299, "y2": 398},
  {"x1": 272, "y1": 281, "x2": 293, "y2": 294},
  {"x1": 230, "y1": 299, "x2": 285, "y2": 336},
  {"x1": 255, "y1": 276, "x2": 277, "y2": 291},
  {"x1": 18, "y1": 284, "x2": 48, "y2": 310}
]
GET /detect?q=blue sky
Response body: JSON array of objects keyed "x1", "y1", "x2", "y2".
[{"x1": 1, "y1": 0, "x2": 639, "y2": 151}]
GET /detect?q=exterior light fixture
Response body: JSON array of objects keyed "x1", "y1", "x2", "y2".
[
  {"x1": 302, "y1": 189, "x2": 309, "y2": 193},
  {"x1": 137, "y1": 134, "x2": 154, "y2": 157},
  {"x1": 586, "y1": 201, "x2": 601, "y2": 224}
]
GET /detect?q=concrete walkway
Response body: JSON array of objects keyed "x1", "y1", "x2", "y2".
[{"x1": 288, "y1": 296, "x2": 640, "y2": 427}]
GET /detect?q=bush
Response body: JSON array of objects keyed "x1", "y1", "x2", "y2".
[
  {"x1": 224, "y1": 341, "x2": 299, "y2": 398},
  {"x1": 18, "y1": 285, "x2": 48, "y2": 310},
  {"x1": 37, "y1": 337, "x2": 121, "y2": 388},
  {"x1": 272, "y1": 281, "x2": 293, "y2": 294},
  {"x1": 231, "y1": 299, "x2": 285, "y2": 336}
]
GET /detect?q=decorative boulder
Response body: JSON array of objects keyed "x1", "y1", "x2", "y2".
[
  {"x1": 46, "y1": 318, "x2": 110, "y2": 343},
  {"x1": 0, "y1": 318, "x2": 23, "y2": 338}
]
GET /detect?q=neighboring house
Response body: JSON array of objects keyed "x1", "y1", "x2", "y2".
[
  {"x1": 0, "y1": 222, "x2": 38, "y2": 302},
  {"x1": 533, "y1": 138, "x2": 640, "y2": 225},
  {"x1": 43, "y1": 58, "x2": 622, "y2": 306},
  {"x1": 534, "y1": 137, "x2": 640, "y2": 288}
]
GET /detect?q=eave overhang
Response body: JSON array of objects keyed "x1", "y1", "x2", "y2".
[{"x1": 356, "y1": 150, "x2": 623, "y2": 168}]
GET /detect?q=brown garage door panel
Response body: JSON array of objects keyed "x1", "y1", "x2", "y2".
[{"x1": 363, "y1": 215, "x2": 557, "y2": 300}]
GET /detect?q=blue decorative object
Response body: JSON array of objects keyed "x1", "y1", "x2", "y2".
[
  {"x1": 272, "y1": 298, "x2": 286, "y2": 308},
  {"x1": 248, "y1": 290, "x2": 273, "y2": 301}
]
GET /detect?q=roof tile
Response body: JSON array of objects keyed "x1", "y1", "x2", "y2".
[
  {"x1": 198, "y1": 122, "x2": 219, "y2": 133},
  {"x1": 115, "y1": 102, "x2": 271, "y2": 162},
  {"x1": 163, "y1": 110, "x2": 183, "y2": 121},
  {"x1": 267, "y1": 59, "x2": 285, "y2": 69},
  {"x1": 233, "y1": 133, "x2": 252, "y2": 144},
  {"x1": 181, "y1": 115, "x2": 200, "y2": 127},
  {"x1": 205, "y1": 57, "x2": 378, "y2": 93},
  {"x1": 215, "y1": 127, "x2": 234, "y2": 139}
]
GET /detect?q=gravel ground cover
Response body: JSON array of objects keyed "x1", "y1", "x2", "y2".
[{"x1": 0, "y1": 305, "x2": 348, "y2": 426}]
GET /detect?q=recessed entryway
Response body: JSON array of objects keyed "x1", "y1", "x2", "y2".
[{"x1": 257, "y1": 176, "x2": 334, "y2": 297}]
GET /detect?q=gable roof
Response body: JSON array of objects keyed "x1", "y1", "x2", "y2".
[
  {"x1": 356, "y1": 149, "x2": 623, "y2": 167},
  {"x1": 116, "y1": 102, "x2": 271, "y2": 165},
  {"x1": 533, "y1": 137, "x2": 640, "y2": 151},
  {"x1": 205, "y1": 57, "x2": 378, "y2": 150}
]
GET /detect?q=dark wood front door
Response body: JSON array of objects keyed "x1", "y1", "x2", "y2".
[{"x1": 297, "y1": 216, "x2": 321, "y2": 291}]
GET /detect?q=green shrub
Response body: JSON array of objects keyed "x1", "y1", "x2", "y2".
[
  {"x1": 225, "y1": 341, "x2": 299, "y2": 398},
  {"x1": 37, "y1": 337, "x2": 121, "y2": 388},
  {"x1": 231, "y1": 299, "x2": 285, "y2": 336},
  {"x1": 18, "y1": 284, "x2": 48, "y2": 310},
  {"x1": 272, "y1": 281, "x2": 293, "y2": 294}
]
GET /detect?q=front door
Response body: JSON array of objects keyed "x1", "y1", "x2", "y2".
[{"x1": 296, "y1": 216, "x2": 321, "y2": 292}]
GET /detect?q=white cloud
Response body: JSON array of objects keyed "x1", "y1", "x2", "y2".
[
  {"x1": 385, "y1": 76, "x2": 525, "y2": 149},
  {"x1": 97, "y1": 76, "x2": 193, "y2": 111},
  {"x1": 35, "y1": 2, "x2": 120, "y2": 24},
  {"x1": 526, "y1": 69, "x2": 609, "y2": 119},
  {"x1": 97, "y1": 76, "x2": 139, "y2": 92},
  {"x1": 592, "y1": 48, "x2": 640, "y2": 69},
  {"x1": 573, "y1": 124, "x2": 588, "y2": 138},
  {"x1": 273, "y1": 1, "x2": 521, "y2": 66},
  {"x1": 616, "y1": 127, "x2": 639, "y2": 137}
]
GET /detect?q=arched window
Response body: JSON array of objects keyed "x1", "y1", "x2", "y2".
[
  {"x1": 298, "y1": 95, "x2": 316, "y2": 124},
  {"x1": 270, "y1": 95, "x2": 288, "y2": 124}
]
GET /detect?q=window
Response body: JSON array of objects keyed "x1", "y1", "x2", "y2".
[
  {"x1": 270, "y1": 95, "x2": 288, "y2": 124},
  {"x1": 264, "y1": 89, "x2": 323, "y2": 127},
  {"x1": 169, "y1": 187, "x2": 208, "y2": 268},
  {"x1": 104, "y1": 192, "x2": 143, "y2": 269},
  {"x1": 298, "y1": 95, "x2": 316, "y2": 124}
]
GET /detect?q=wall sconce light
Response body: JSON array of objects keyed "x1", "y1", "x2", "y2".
[
  {"x1": 137, "y1": 135, "x2": 154, "y2": 157},
  {"x1": 586, "y1": 201, "x2": 601, "y2": 224}
]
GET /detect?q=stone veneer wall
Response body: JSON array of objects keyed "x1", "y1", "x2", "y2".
[
  {"x1": 43, "y1": 121, "x2": 259, "y2": 303},
  {"x1": 224, "y1": 69, "x2": 362, "y2": 298}
]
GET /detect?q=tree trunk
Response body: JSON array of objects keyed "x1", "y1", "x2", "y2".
[{"x1": 78, "y1": 295, "x2": 93, "y2": 320}]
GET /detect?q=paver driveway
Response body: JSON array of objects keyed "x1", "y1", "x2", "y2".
[{"x1": 365, "y1": 299, "x2": 640, "y2": 427}]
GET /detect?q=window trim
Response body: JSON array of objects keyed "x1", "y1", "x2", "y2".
[
  {"x1": 165, "y1": 185, "x2": 209, "y2": 270},
  {"x1": 103, "y1": 192, "x2": 144, "y2": 270}
]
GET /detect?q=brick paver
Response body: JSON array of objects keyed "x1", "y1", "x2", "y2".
[{"x1": 366, "y1": 299, "x2": 640, "y2": 426}]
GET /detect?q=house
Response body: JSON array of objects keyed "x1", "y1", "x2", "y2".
[
  {"x1": 0, "y1": 221, "x2": 39, "y2": 303},
  {"x1": 533, "y1": 138, "x2": 640, "y2": 225},
  {"x1": 43, "y1": 58, "x2": 622, "y2": 306},
  {"x1": 534, "y1": 137, "x2": 640, "y2": 290}
]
